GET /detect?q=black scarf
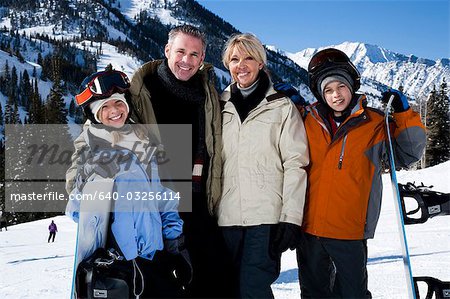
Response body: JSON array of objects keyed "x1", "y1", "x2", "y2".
[
  {"x1": 229, "y1": 70, "x2": 270, "y2": 122},
  {"x1": 152, "y1": 60, "x2": 208, "y2": 193},
  {"x1": 157, "y1": 60, "x2": 205, "y2": 104}
]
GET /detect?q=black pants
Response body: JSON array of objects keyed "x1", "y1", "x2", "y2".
[
  {"x1": 48, "y1": 232, "x2": 56, "y2": 242},
  {"x1": 222, "y1": 224, "x2": 281, "y2": 299},
  {"x1": 297, "y1": 232, "x2": 371, "y2": 299},
  {"x1": 180, "y1": 192, "x2": 237, "y2": 298},
  {"x1": 134, "y1": 252, "x2": 185, "y2": 298}
]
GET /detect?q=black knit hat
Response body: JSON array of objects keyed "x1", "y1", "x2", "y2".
[{"x1": 308, "y1": 48, "x2": 360, "y2": 102}]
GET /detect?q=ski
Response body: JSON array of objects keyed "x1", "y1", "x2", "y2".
[{"x1": 384, "y1": 95, "x2": 417, "y2": 299}]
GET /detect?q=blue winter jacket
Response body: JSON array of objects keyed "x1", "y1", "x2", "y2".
[{"x1": 66, "y1": 149, "x2": 183, "y2": 261}]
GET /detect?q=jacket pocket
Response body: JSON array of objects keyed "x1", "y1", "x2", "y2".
[
  {"x1": 222, "y1": 112, "x2": 234, "y2": 126},
  {"x1": 253, "y1": 113, "x2": 281, "y2": 124}
]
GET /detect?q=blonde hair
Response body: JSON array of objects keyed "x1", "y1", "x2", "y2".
[
  {"x1": 222, "y1": 33, "x2": 267, "y2": 70},
  {"x1": 110, "y1": 124, "x2": 149, "y2": 147}
]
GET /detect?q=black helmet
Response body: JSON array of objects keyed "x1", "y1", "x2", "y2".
[
  {"x1": 75, "y1": 69, "x2": 130, "y2": 123},
  {"x1": 308, "y1": 48, "x2": 360, "y2": 102}
]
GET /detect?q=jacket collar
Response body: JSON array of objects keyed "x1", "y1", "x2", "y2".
[{"x1": 307, "y1": 94, "x2": 369, "y2": 141}]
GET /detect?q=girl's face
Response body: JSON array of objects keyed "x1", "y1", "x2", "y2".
[
  {"x1": 228, "y1": 47, "x2": 263, "y2": 88},
  {"x1": 323, "y1": 81, "x2": 353, "y2": 116},
  {"x1": 98, "y1": 99, "x2": 128, "y2": 128}
]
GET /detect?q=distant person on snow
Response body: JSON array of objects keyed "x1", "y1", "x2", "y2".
[
  {"x1": 276, "y1": 48, "x2": 426, "y2": 298},
  {"x1": 0, "y1": 211, "x2": 8, "y2": 231},
  {"x1": 48, "y1": 220, "x2": 57, "y2": 242}
]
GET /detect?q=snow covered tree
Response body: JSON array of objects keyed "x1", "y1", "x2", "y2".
[
  {"x1": 426, "y1": 80, "x2": 450, "y2": 167},
  {"x1": 3, "y1": 96, "x2": 18, "y2": 124}
]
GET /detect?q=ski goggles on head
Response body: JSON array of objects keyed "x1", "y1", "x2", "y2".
[
  {"x1": 308, "y1": 49, "x2": 352, "y2": 74},
  {"x1": 75, "y1": 70, "x2": 130, "y2": 106}
]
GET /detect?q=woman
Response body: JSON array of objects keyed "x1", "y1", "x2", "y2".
[{"x1": 218, "y1": 33, "x2": 309, "y2": 298}]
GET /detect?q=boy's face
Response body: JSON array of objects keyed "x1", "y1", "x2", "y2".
[
  {"x1": 98, "y1": 99, "x2": 128, "y2": 128},
  {"x1": 323, "y1": 81, "x2": 353, "y2": 116},
  {"x1": 165, "y1": 33, "x2": 205, "y2": 81}
]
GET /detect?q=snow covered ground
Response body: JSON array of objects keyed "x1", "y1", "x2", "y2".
[{"x1": 1, "y1": 162, "x2": 449, "y2": 298}]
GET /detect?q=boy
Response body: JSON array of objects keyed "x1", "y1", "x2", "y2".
[{"x1": 298, "y1": 48, "x2": 426, "y2": 298}]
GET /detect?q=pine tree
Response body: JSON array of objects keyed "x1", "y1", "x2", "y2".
[
  {"x1": 426, "y1": 80, "x2": 450, "y2": 167},
  {"x1": 2, "y1": 61, "x2": 11, "y2": 95},
  {"x1": 45, "y1": 57, "x2": 67, "y2": 124},
  {"x1": 4, "y1": 96, "x2": 14, "y2": 124},
  {"x1": 20, "y1": 70, "x2": 32, "y2": 109},
  {"x1": 10, "y1": 66, "x2": 18, "y2": 101},
  {"x1": 0, "y1": 102, "x2": 4, "y2": 127},
  {"x1": 68, "y1": 100, "x2": 76, "y2": 118},
  {"x1": 29, "y1": 79, "x2": 44, "y2": 124}
]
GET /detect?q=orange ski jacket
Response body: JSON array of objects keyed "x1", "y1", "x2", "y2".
[{"x1": 301, "y1": 94, "x2": 425, "y2": 240}]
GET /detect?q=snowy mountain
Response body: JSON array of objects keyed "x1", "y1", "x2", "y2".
[
  {"x1": 0, "y1": 0, "x2": 307, "y2": 100},
  {"x1": 272, "y1": 41, "x2": 450, "y2": 104},
  {"x1": 1, "y1": 1, "x2": 446, "y2": 116},
  {"x1": 1, "y1": 161, "x2": 449, "y2": 298}
]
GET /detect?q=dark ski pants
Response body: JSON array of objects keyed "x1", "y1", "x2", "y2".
[
  {"x1": 48, "y1": 232, "x2": 56, "y2": 242},
  {"x1": 180, "y1": 191, "x2": 237, "y2": 298},
  {"x1": 222, "y1": 224, "x2": 281, "y2": 299},
  {"x1": 297, "y1": 232, "x2": 372, "y2": 299}
]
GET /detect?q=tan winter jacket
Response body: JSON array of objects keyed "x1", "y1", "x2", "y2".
[{"x1": 218, "y1": 84, "x2": 309, "y2": 227}]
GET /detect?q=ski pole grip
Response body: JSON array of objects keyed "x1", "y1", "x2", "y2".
[{"x1": 386, "y1": 95, "x2": 395, "y2": 112}]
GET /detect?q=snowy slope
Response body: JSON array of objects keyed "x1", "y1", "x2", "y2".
[
  {"x1": 115, "y1": 0, "x2": 180, "y2": 26},
  {"x1": 1, "y1": 162, "x2": 449, "y2": 298}
]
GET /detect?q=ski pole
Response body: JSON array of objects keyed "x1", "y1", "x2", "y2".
[{"x1": 385, "y1": 94, "x2": 417, "y2": 299}]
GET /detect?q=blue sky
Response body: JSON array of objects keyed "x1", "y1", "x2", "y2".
[{"x1": 196, "y1": 0, "x2": 449, "y2": 60}]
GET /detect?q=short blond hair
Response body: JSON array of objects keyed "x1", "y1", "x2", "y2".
[{"x1": 222, "y1": 33, "x2": 267, "y2": 70}]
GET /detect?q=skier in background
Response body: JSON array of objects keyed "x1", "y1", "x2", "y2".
[{"x1": 48, "y1": 220, "x2": 57, "y2": 242}]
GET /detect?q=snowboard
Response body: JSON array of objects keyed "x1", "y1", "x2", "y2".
[{"x1": 70, "y1": 175, "x2": 115, "y2": 299}]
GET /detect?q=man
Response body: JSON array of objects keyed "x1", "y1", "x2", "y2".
[
  {"x1": 66, "y1": 25, "x2": 233, "y2": 298},
  {"x1": 128, "y1": 24, "x2": 234, "y2": 298}
]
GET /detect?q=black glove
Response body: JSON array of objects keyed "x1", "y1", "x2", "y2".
[
  {"x1": 380, "y1": 88, "x2": 410, "y2": 113},
  {"x1": 273, "y1": 82, "x2": 308, "y2": 106},
  {"x1": 82, "y1": 154, "x2": 120, "y2": 179},
  {"x1": 271, "y1": 222, "x2": 301, "y2": 255},
  {"x1": 164, "y1": 235, "x2": 193, "y2": 286}
]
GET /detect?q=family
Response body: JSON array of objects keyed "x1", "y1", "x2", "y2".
[{"x1": 65, "y1": 25, "x2": 426, "y2": 299}]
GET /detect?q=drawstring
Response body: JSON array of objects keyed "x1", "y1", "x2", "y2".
[{"x1": 132, "y1": 259, "x2": 144, "y2": 298}]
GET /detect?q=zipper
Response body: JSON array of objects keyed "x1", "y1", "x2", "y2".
[{"x1": 338, "y1": 134, "x2": 348, "y2": 169}]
